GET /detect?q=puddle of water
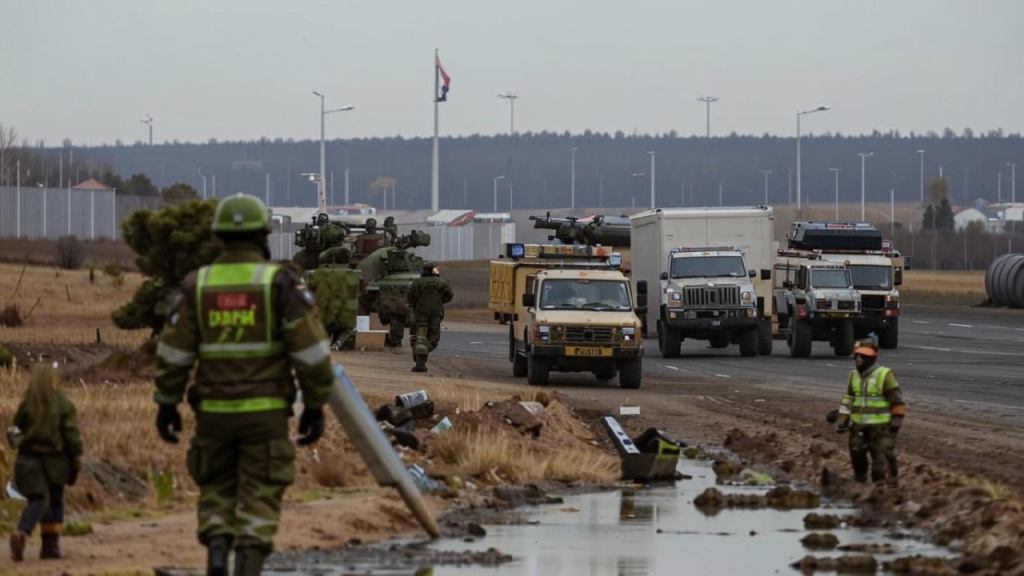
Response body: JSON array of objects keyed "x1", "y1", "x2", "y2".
[{"x1": 267, "y1": 460, "x2": 952, "y2": 576}]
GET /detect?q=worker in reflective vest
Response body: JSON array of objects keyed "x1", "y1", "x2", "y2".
[
  {"x1": 154, "y1": 193, "x2": 334, "y2": 576},
  {"x1": 835, "y1": 339, "x2": 907, "y2": 484}
]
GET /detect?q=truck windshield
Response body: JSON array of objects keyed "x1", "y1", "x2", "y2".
[
  {"x1": 848, "y1": 265, "x2": 892, "y2": 290},
  {"x1": 539, "y1": 280, "x2": 632, "y2": 311},
  {"x1": 810, "y1": 269, "x2": 852, "y2": 289},
  {"x1": 670, "y1": 255, "x2": 746, "y2": 279}
]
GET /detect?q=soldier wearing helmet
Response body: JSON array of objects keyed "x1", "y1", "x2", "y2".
[
  {"x1": 832, "y1": 337, "x2": 907, "y2": 485},
  {"x1": 154, "y1": 193, "x2": 334, "y2": 575},
  {"x1": 406, "y1": 261, "x2": 453, "y2": 372}
]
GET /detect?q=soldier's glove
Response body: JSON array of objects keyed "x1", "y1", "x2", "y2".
[
  {"x1": 156, "y1": 404, "x2": 182, "y2": 444},
  {"x1": 835, "y1": 420, "x2": 851, "y2": 433},
  {"x1": 297, "y1": 407, "x2": 325, "y2": 446},
  {"x1": 825, "y1": 410, "x2": 839, "y2": 424}
]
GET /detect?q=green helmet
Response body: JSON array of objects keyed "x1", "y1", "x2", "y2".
[{"x1": 212, "y1": 193, "x2": 270, "y2": 234}]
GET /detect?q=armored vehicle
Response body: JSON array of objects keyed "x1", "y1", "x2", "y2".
[
  {"x1": 357, "y1": 230, "x2": 432, "y2": 347},
  {"x1": 774, "y1": 251, "x2": 861, "y2": 357}
]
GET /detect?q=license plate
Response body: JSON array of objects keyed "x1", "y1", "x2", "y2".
[{"x1": 566, "y1": 347, "x2": 612, "y2": 357}]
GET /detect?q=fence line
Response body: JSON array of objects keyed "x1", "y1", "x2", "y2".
[{"x1": 0, "y1": 186, "x2": 163, "y2": 241}]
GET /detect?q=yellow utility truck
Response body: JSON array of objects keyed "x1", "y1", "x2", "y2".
[{"x1": 489, "y1": 243, "x2": 648, "y2": 388}]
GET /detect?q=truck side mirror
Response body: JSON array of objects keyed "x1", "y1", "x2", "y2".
[
  {"x1": 522, "y1": 293, "x2": 536, "y2": 307},
  {"x1": 903, "y1": 256, "x2": 913, "y2": 271},
  {"x1": 893, "y1": 267, "x2": 903, "y2": 286},
  {"x1": 760, "y1": 269, "x2": 771, "y2": 281},
  {"x1": 636, "y1": 280, "x2": 648, "y2": 295},
  {"x1": 659, "y1": 271, "x2": 668, "y2": 281},
  {"x1": 748, "y1": 269, "x2": 756, "y2": 278},
  {"x1": 782, "y1": 280, "x2": 792, "y2": 289}
]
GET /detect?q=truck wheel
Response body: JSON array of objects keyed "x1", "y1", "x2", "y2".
[
  {"x1": 527, "y1": 354, "x2": 550, "y2": 386},
  {"x1": 834, "y1": 319, "x2": 855, "y2": 357},
  {"x1": 879, "y1": 318, "x2": 899, "y2": 349},
  {"x1": 739, "y1": 327, "x2": 758, "y2": 357},
  {"x1": 658, "y1": 321, "x2": 681, "y2": 358},
  {"x1": 510, "y1": 327, "x2": 527, "y2": 377},
  {"x1": 758, "y1": 319, "x2": 773, "y2": 356},
  {"x1": 789, "y1": 319, "x2": 813, "y2": 358},
  {"x1": 618, "y1": 359, "x2": 642, "y2": 389}
]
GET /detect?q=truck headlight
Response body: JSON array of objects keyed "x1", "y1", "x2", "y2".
[
  {"x1": 621, "y1": 326, "x2": 636, "y2": 342},
  {"x1": 741, "y1": 291, "x2": 753, "y2": 302},
  {"x1": 536, "y1": 325, "x2": 550, "y2": 341},
  {"x1": 671, "y1": 292, "x2": 682, "y2": 302}
]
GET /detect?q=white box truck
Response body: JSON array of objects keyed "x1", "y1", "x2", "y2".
[{"x1": 630, "y1": 207, "x2": 775, "y2": 357}]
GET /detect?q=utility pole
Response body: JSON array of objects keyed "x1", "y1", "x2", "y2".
[
  {"x1": 697, "y1": 96, "x2": 718, "y2": 138},
  {"x1": 830, "y1": 168, "x2": 841, "y2": 220},
  {"x1": 760, "y1": 170, "x2": 771, "y2": 205},
  {"x1": 141, "y1": 114, "x2": 153, "y2": 146},
  {"x1": 916, "y1": 150, "x2": 925, "y2": 206}
]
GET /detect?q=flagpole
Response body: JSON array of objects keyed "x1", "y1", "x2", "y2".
[{"x1": 431, "y1": 48, "x2": 440, "y2": 212}]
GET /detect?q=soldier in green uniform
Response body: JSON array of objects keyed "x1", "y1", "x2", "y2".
[
  {"x1": 8, "y1": 364, "x2": 84, "y2": 563},
  {"x1": 833, "y1": 339, "x2": 907, "y2": 484},
  {"x1": 406, "y1": 262, "x2": 453, "y2": 372},
  {"x1": 154, "y1": 193, "x2": 334, "y2": 576}
]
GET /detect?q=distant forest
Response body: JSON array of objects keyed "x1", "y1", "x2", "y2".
[{"x1": 4, "y1": 127, "x2": 1024, "y2": 211}]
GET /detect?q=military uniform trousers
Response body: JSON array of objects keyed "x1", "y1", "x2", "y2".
[
  {"x1": 848, "y1": 423, "x2": 893, "y2": 483},
  {"x1": 187, "y1": 409, "x2": 295, "y2": 553},
  {"x1": 13, "y1": 454, "x2": 67, "y2": 536},
  {"x1": 412, "y1": 313, "x2": 443, "y2": 355}
]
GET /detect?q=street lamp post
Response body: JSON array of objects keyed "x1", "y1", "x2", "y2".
[
  {"x1": 916, "y1": 150, "x2": 925, "y2": 205},
  {"x1": 761, "y1": 170, "x2": 771, "y2": 205},
  {"x1": 647, "y1": 151, "x2": 656, "y2": 208},
  {"x1": 1009, "y1": 162, "x2": 1017, "y2": 203},
  {"x1": 198, "y1": 166, "x2": 208, "y2": 200},
  {"x1": 497, "y1": 91, "x2": 519, "y2": 212},
  {"x1": 313, "y1": 91, "x2": 354, "y2": 213},
  {"x1": 493, "y1": 175, "x2": 505, "y2": 213},
  {"x1": 829, "y1": 168, "x2": 841, "y2": 220},
  {"x1": 571, "y1": 147, "x2": 578, "y2": 209},
  {"x1": 697, "y1": 96, "x2": 719, "y2": 138},
  {"x1": 796, "y1": 105, "x2": 831, "y2": 213},
  {"x1": 141, "y1": 115, "x2": 153, "y2": 146},
  {"x1": 859, "y1": 152, "x2": 874, "y2": 221}
]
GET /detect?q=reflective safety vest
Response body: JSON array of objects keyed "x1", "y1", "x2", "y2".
[
  {"x1": 194, "y1": 262, "x2": 287, "y2": 413},
  {"x1": 844, "y1": 366, "x2": 893, "y2": 426}
]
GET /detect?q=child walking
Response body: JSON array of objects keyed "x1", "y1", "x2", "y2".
[{"x1": 8, "y1": 363, "x2": 83, "y2": 562}]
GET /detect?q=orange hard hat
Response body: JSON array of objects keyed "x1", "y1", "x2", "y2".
[{"x1": 853, "y1": 340, "x2": 878, "y2": 357}]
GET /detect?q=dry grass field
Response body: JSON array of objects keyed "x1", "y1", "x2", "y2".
[{"x1": 900, "y1": 269, "x2": 987, "y2": 306}]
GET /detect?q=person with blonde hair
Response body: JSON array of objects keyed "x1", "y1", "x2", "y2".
[{"x1": 8, "y1": 363, "x2": 84, "y2": 562}]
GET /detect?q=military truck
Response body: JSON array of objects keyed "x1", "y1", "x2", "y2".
[
  {"x1": 773, "y1": 250, "x2": 861, "y2": 357},
  {"x1": 650, "y1": 246, "x2": 763, "y2": 358},
  {"x1": 291, "y1": 214, "x2": 394, "y2": 347},
  {"x1": 530, "y1": 213, "x2": 633, "y2": 270},
  {"x1": 787, "y1": 221, "x2": 903, "y2": 349},
  {"x1": 489, "y1": 243, "x2": 647, "y2": 389},
  {"x1": 630, "y1": 207, "x2": 776, "y2": 356},
  {"x1": 356, "y1": 230, "x2": 431, "y2": 347}
]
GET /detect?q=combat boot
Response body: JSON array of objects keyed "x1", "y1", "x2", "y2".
[
  {"x1": 207, "y1": 535, "x2": 231, "y2": 576},
  {"x1": 233, "y1": 546, "x2": 267, "y2": 576},
  {"x1": 411, "y1": 355, "x2": 428, "y2": 372},
  {"x1": 9, "y1": 529, "x2": 26, "y2": 562},
  {"x1": 40, "y1": 532, "x2": 61, "y2": 559}
]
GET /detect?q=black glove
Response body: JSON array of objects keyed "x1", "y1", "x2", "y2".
[
  {"x1": 156, "y1": 404, "x2": 182, "y2": 444},
  {"x1": 297, "y1": 407, "x2": 325, "y2": 446},
  {"x1": 825, "y1": 410, "x2": 839, "y2": 424}
]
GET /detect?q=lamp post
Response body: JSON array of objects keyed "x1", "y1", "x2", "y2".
[
  {"x1": 796, "y1": 105, "x2": 831, "y2": 213},
  {"x1": 571, "y1": 147, "x2": 578, "y2": 209},
  {"x1": 1009, "y1": 162, "x2": 1017, "y2": 203},
  {"x1": 197, "y1": 165, "x2": 207, "y2": 200},
  {"x1": 312, "y1": 91, "x2": 354, "y2": 213},
  {"x1": 497, "y1": 91, "x2": 519, "y2": 211},
  {"x1": 493, "y1": 175, "x2": 505, "y2": 213},
  {"x1": 859, "y1": 152, "x2": 874, "y2": 221},
  {"x1": 647, "y1": 151, "x2": 656, "y2": 208},
  {"x1": 916, "y1": 150, "x2": 925, "y2": 206},
  {"x1": 829, "y1": 168, "x2": 841, "y2": 220},
  {"x1": 697, "y1": 96, "x2": 718, "y2": 138},
  {"x1": 141, "y1": 115, "x2": 153, "y2": 146},
  {"x1": 760, "y1": 170, "x2": 771, "y2": 205}
]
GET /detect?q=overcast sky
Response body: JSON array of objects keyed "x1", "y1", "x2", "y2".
[{"x1": 3, "y1": 0, "x2": 1023, "y2": 146}]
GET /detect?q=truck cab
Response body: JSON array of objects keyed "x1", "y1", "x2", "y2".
[
  {"x1": 657, "y1": 246, "x2": 761, "y2": 358},
  {"x1": 774, "y1": 252, "x2": 861, "y2": 357},
  {"x1": 489, "y1": 243, "x2": 646, "y2": 389}
]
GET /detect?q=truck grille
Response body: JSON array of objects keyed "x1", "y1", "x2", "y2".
[
  {"x1": 684, "y1": 286, "x2": 740, "y2": 308},
  {"x1": 838, "y1": 300, "x2": 857, "y2": 310},
  {"x1": 861, "y1": 295, "x2": 885, "y2": 311},
  {"x1": 564, "y1": 326, "x2": 615, "y2": 343}
]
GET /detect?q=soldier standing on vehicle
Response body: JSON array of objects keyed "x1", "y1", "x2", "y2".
[
  {"x1": 8, "y1": 364, "x2": 84, "y2": 563},
  {"x1": 154, "y1": 193, "x2": 334, "y2": 576},
  {"x1": 833, "y1": 339, "x2": 906, "y2": 484},
  {"x1": 407, "y1": 262, "x2": 453, "y2": 372}
]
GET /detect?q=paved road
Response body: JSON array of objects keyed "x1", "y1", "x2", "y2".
[{"x1": 438, "y1": 304, "x2": 1024, "y2": 424}]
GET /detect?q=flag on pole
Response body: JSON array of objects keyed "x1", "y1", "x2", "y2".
[{"x1": 436, "y1": 55, "x2": 451, "y2": 102}]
